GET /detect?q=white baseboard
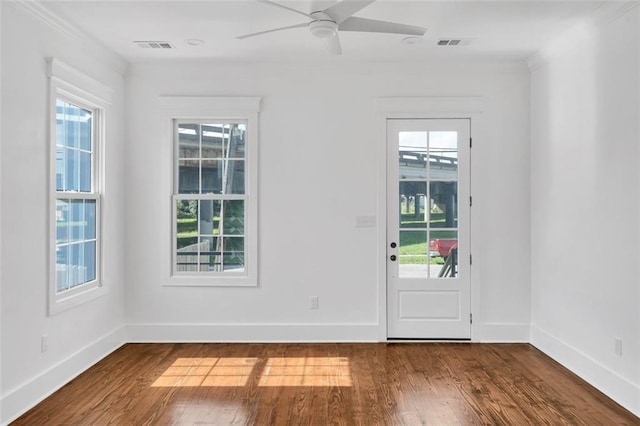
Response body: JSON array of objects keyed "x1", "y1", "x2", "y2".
[
  {"x1": 127, "y1": 322, "x2": 382, "y2": 343},
  {"x1": 476, "y1": 323, "x2": 531, "y2": 342},
  {"x1": 531, "y1": 325, "x2": 640, "y2": 418},
  {"x1": 1, "y1": 326, "x2": 127, "y2": 426}
]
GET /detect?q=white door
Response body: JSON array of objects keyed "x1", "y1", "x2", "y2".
[{"x1": 387, "y1": 119, "x2": 471, "y2": 339}]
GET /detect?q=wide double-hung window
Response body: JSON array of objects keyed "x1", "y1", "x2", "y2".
[
  {"x1": 166, "y1": 97, "x2": 260, "y2": 286},
  {"x1": 48, "y1": 59, "x2": 110, "y2": 314}
]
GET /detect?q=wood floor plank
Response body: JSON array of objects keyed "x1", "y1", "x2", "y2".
[{"x1": 12, "y1": 343, "x2": 640, "y2": 426}]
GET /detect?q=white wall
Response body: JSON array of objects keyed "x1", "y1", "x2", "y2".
[
  {"x1": 530, "y1": 5, "x2": 640, "y2": 416},
  {"x1": 0, "y1": 3, "x2": 127, "y2": 423},
  {"x1": 0, "y1": 1, "x2": 3, "y2": 422},
  {"x1": 125, "y1": 60, "x2": 531, "y2": 342}
]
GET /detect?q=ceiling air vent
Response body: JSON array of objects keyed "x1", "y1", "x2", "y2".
[
  {"x1": 437, "y1": 39, "x2": 472, "y2": 46},
  {"x1": 134, "y1": 41, "x2": 175, "y2": 49}
]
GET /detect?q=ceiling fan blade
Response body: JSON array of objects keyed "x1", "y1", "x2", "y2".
[
  {"x1": 323, "y1": 0, "x2": 375, "y2": 24},
  {"x1": 236, "y1": 22, "x2": 308, "y2": 40},
  {"x1": 339, "y1": 16, "x2": 426, "y2": 36},
  {"x1": 322, "y1": 32, "x2": 342, "y2": 55},
  {"x1": 257, "y1": 0, "x2": 315, "y2": 19}
]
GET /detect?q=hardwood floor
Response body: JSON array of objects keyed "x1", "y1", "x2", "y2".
[{"x1": 13, "y1": 343, "x2": 639, "y2": 425}]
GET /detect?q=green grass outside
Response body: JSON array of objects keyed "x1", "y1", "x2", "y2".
[{"x1": 399, "y1": 224, "x2": 457, "y2": 265}]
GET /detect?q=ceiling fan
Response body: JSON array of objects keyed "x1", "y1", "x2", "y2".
[{"x1": 236, "y1": 0, "x2": 426, "y2": 55}]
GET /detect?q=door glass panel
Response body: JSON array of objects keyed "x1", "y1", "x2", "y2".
[
  {"x1": 429, "y1": 131, "x2": 458, "y2": 181},
  {"x1": 429, "y1": 181, "x2": 457, "y2": 228},
  {"x1": 429, "y1": 230, "x2": 458, "y2": 278},
  {"x1": 398, "y1": 131, "x2": 427, "y2": 179},
  {"x1": 399, "y1": 181, "x2": 427, "y2": 228},
  {"x1": 399, "y1": 230, "x2": 428, "y2": 277}
]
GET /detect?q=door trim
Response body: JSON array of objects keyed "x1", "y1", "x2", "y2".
[{"x1": 375, "y1": 97, "x2": 485, "y2": 342}]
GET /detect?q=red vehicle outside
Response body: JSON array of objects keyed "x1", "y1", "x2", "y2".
[{"x1": 429, "y1": 239, "x2": 457, "y2": 257}]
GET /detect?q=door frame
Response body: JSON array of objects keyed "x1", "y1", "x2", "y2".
[{"x1": 375, "y1": 97, "x2": 485, "y2": 342}]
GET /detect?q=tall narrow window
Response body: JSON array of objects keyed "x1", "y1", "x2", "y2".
[
  {"x1": 55, "y1": 100, "x2": 99, "y2": 292},
  {"x1": 174, "y1": 121, "x2": 247, "y2": 274},
  {"x1": 48, "y1": 58, "x2": 110, "y2": 314},
  {"x1": 164, "y1": 96, "x2": 259, "y2": 286}
]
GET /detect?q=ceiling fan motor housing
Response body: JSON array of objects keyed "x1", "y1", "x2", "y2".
[{"x1": 309, "y1": 12, "x2": 338, "y2": 39}]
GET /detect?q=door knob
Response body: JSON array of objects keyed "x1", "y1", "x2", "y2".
[
  {"x1": 390, "y1": 242, "x2": 397, "y2": 248},
  {"x1": 390, "y1": 255, "x2": 397, "y2": 261}
]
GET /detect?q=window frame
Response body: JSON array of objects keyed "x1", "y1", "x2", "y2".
[
  {"x1": 48, "y1": 59, "x2": 111, "y2": 315},
  {"x1": 162, "y1": 97, "x2": 260, "y2": 287}
]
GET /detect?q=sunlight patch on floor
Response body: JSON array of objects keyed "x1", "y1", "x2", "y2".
[
  {"x1": 258, "y1": 357, "x2": 352, "y2": 387},
  {"x1": 151, "y1": 356, "x2": 352, "y2": 387},
  {"x1": 152, "y1": 357, "x2": 258, "y2": 387}
]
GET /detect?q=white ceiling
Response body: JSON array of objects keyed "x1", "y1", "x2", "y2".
[{"x1": 43, "y1": 0, "x2": 608, "y2": 62}]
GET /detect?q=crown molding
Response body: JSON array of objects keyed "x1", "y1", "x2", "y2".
[
  {"x1": 13, "y1": 0, "x2": 128, "y2": 75},
  {"x1": 527, "y1": 1, "x2": 639, "y2": 71}
]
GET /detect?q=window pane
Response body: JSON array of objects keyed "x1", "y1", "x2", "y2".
[
  {"x1": 178, "y1": 159, "x2": 200, "y2": 194},
  {"x1": 176, "y1": 236, "x2": 199, "y2": 272},
  {"x1": 223, "y1": 200, "x2": 244, "y2": 235},
  {"x1": 83, "y1": 241, "x2": 96, "y2": 282},
  {"x1": 56, "y1": 245, "x2": 70, "y2": 292},
  {"x1": 429, "y1": 181, "x2": 457, "y2": 228},
  {"x1": 56, "y1": 100, "x2": 66, "y2": 146},
  {"x1": 228, "y1": 124, "x2": 246, "y2": 159},
  {"x1": 178, "y1": 123, "x2": 200, "y2": 159},
  {"x1": 199, "y1": 236, "x2": 221, "y2": 272},
  {"x1": 202, "y1": 160, "x2": 222, "y2": 194},
  {"x1": 65, "y1": 104, "x2": 80, "y2": 149},
  {"x1": 56, "y1": 148, "x2": 65, "y2": 191},
  {"x1": 224, "y1": 160, "x2": 245, "y2": 194},
  {"x1": 199, "y1": 200, "x2": 221, "y2": 236},
  {"x1": 223, "y1": 237, "x2": 244, "y2": 271},
  {"x1": 223, "y1": 252, "x2": 244, "y2": 271},
  {"x1": 85, "y1": 200, "x2": 97, "y2": 240},
  {"x1": 79, "y1": 113, "x2": 92, "y2": 151},
  {"x1": 65, "y1": 148, "x2": 79, "y2": 191},
  {"x1": 201, "y1": 124, "x2": 224, "y2": 158},
  {"x1": 68, "y1": 242, "x2": 84, "y2": 288},
  {"x1": 69, "y1": 200, "x2": 84, "y2": 242},
  {"x1": 79, "y1": 152, "x2": 91, "y2": 192},
  {"x1": 177, "y1": 200, "x2": 198, "y2": 250},
  {"x1": 399, "y1": 230, "x2": 427, "y2": 278},
  {"x1": 56, "y1": 199, "x2": 69, "y2": 244}
]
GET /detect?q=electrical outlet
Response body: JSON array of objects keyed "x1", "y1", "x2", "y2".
[
  {"x1": 310, "y1": 296, "x2": 319, "y2": 309},
  {"x1": 41, "y1": 335, "x2": 48, "y2": 353},
  {"x1": 614, "y1": 338, "x2": 622, "y2": 356}
]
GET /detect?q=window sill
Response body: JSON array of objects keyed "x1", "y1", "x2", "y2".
[
  {"x1": 163, "y1": 275, "x2": 257, "y2": 288},
  {"x1": 49, "y1": 283, "x2": 107, "y2": 316}
]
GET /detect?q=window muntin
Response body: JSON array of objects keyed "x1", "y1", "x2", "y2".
[
  {"x1": 53, "y1": 98, "x2": 100, "y2": 295},
  {"x1": 174, "y1": 122, "x2": 248, "y2": 275}
]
